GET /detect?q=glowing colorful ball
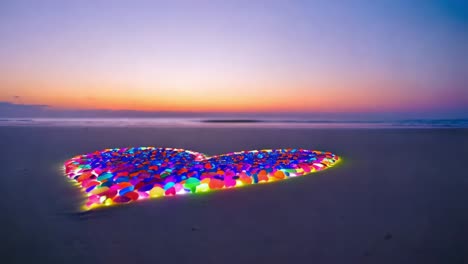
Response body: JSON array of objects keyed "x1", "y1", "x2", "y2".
[{"x1": 64, "y1": 147, "x2": 340, "y2": 209}]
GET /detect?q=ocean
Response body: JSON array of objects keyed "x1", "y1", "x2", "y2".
[{"x1": 1, "y1": 117, "x2": 467, "y2": 128}]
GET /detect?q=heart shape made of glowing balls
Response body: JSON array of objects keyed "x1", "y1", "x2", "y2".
[{"x1": 64, "y1": 148, "x2": 340, "y2": 210}]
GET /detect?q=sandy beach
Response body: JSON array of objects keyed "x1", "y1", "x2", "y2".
[{"x1": 0, "y1": 126, "x2": 467, "y2": 264}]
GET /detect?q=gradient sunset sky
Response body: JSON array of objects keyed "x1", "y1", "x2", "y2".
[{"x1": 0, "y1": 0, "x2": 467, "y2": 116}]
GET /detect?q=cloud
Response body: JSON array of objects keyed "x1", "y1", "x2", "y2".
[
  {"x1": 0, "y1": 102, "x2": 50, "y2": 117},
  {"x1": 1, "y1": 101, "x2": 466, "y2": 119},
  {"x1": 0, "y1": 101, "x2": 206, "y2": 118}
]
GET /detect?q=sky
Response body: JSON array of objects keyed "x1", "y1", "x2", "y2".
[{"x1": 0, "y1": 0, "x2": 467, "y2": 117}]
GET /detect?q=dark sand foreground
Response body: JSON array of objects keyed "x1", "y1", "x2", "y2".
[{"x1": 0, "y1": 127, "x2": 467, "y2": 264}]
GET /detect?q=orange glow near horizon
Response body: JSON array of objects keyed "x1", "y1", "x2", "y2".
[
  {"x1": 0, "y1": 86, "x2": 459, "y2": 113},
  {"x1": 0, "y1": 75, "x2": 460, "y2": 113}
]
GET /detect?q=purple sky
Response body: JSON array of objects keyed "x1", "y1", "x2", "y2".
[{"x1": 0, "y1": 0, "x2": 467, "y2": 118}]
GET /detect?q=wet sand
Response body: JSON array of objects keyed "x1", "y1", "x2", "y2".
[{"x1": 0, "y1": 127, "x2": 467, "y2": 264}]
